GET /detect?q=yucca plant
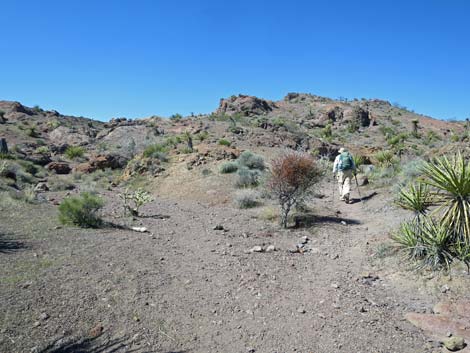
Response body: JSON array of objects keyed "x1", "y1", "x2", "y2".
[
  {"x1": 393, "y1": 218, "x2": 454, "y2": 271},
  {"x1": 374, "y1": 150, "x2": 396, "y2": 168},
  {"x1": 420, "y1": 152, "x2": 470, "y2": 243},
  {"x1": 418, "y1": 218, "x2": 454, "y2": 271},
  {"x1": 394, "y1": 183, "x2": 432, "y2": 217},
  {"x1": 392, "y1": 220, "x2": 426, "y2": 261},
  {"x1": 352, "y1": 155, "x2": 365, "y2": 170}
]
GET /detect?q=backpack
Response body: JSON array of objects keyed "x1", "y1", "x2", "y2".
[{"x1": 338, "y1": 152, "x2": 353, "y2": 171}]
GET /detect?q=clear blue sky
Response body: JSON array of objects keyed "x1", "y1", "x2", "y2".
[{"x1": 1, "y1": 0, "x2": 469, "y2": 121}]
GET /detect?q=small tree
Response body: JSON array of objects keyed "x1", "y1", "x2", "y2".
[
  {"x1": 267, "y1": 151, "x2": 322, "y2": 228},
  {"x1": 119, "y1": 188, "x2": 154, "y2": 217}
]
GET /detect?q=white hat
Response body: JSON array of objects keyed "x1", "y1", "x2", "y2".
[{"x1": 339, "y1": 147, "x2": 347, "y2": 153}]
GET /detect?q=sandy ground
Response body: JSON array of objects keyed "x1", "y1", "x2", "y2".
[{"x1": 0, "y1": 180, "x2": 467, "y2": 353}]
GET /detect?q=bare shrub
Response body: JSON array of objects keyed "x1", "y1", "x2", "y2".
[
  {"x1": 267, "y1": 151, "x2": 322, "y2": 228},
  {"x1": 234, "y1": 190, "x2": 260, "y2": 209}
]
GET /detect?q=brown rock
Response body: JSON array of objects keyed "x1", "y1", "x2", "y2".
[
  {"x1": 47, "y1": 162, "x2": 71, "y2": 174},
  {"x1": 405, "y1": 313, "x2": 470, "y2": 340},
  {"x1": 434, "y1": 301, "x2": 470, "y2": 319}
]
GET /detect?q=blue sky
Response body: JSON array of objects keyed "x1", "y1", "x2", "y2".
[{"x1": 1, "y1": 0, "x2": 469, "y2": 121}]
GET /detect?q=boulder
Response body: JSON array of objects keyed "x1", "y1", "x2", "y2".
[
  {"x1": 34, "y1": 182, "x2": 49, "y2": 192},
  {"x1": 217, "y1": 95, "x2": 275, "y2": 116},
  {"x1": 47, "y1": 162, "x2": 71, "y2": 175},
  {"x1": 0, "y1": 138, "x2": 8, "y2": 154},
  {"x1": 74, "y1": 154, "x2": 129, "y2": 173},
  {"x1": 25, "y1": 153, "x2": 52, "y2": 166}
]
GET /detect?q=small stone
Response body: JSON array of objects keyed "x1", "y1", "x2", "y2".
[
  {"x1": 331, "y1": 283, "x2": 339, "y2": 289},
  {"x1": 89, "y1": 324, "x2": 104, "y2": 338},
  {"x1": 296, "y1": 243, "x2": 304, "y2": 249},
  {"x1": 213, "y1": 225, "x2": 224, "y2": 231},
  {"x1": 266, "y1": 245, "x2": 276, "y2": 252},
  {"x1": 441, "y1": 284, "x2": 450, "y2": 293},
  {"x1": 341, "y1": 221, "x2": 347, "y2": 226},
  {"x1": 443, "y1": 336, "x2": 465, "y2": 351},
  {"x1": 300, "y1": 236, "x2": 309, "y2": 244},
  {"x1": 33, "y1": 321, "x2": 41, "y2": 327},
  {"x1": 131, "y1": 227, "x2": 148, "y2": 233},
  {"x1": 297, "y1": 307, "x2": 306, "y2": 314},
  {"x1": 250, "y1": 246, "x2": 263, "y2": 253},
  {"x1": 39, "y1": 312, "x2": 49, "y2": 321}
]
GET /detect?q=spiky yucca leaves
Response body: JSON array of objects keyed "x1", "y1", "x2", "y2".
[
  {"x1": 392, "y1": 220, "x2": 426, "y2": 261},
  {"x1": 352, "y1": 155, "x2": 365, "y2": 170},
  {"x1": 394, "y1": 183, "x2": 432, "y2": 216},
  {"x1": 374, "y1": 150, "x2": 396, "y2": 168},
  {"x1": 393, "y1": 218, "x2": 454, "y2": 271},
  {"x1": 420, "y1": 152, "x2": 470, "y2": 243}
]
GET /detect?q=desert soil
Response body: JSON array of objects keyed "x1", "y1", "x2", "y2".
[{"x1": 0, "y1": 181, "x2": 467, "y2": 353}]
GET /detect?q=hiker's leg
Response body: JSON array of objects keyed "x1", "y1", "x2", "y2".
[
  {"x1": 337, "y1": 172, "x2": 345, "y2": 200},
  {"x1": 343, "y1": 170, "x2": 352, "y2": 202}
]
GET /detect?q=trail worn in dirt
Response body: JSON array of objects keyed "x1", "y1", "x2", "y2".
[{"x1": 0, "y1": 183, "x2": 464, "y2": 352}]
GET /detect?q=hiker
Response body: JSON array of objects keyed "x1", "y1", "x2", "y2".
[{"x1": 333, "y1": 147, "x2": 356, "y2": 203}]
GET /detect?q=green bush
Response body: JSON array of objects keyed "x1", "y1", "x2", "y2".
[
  {"x1": 235, "y1": 167, "x2": 261, "y2": 188},
  {"x1": 143, "y1": 144, "x2": 168, "y2": 159},
  {"x1": 65, "y1": 146, "x2": 85, "y2": 159},
  {"x1": 219, "y1": 161, "x2": 238, "y2": 174},
  {"x1": 218, "y1": 139, "x2": 231, "y2": 146},
  {"x1": 58, "y1": 192, "x2": 104, "y2": 228},
  {"x1": 196, "y1": 131, "x2": 209, "y2": 141},
  {"x1": 237, "y1": 151, "x2": 265, "y2": 171}
]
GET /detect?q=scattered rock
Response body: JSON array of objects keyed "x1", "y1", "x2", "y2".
[
  {"x1": 443, "y1": 336, "x2": 466, "y2": 351},
  {"x1": 39, "y1": 312, "x2": 49, "y2": 321},
  {"x1": 265, "y1": 245, "x2": 276, "y2": 252},
  {"x1": 341, "y1": 221, "x2": 347, "y2": 226},
  {"x1": 441, "y1": 284, "x2": 450, "y2": 293},
  {"x1": 213, "y1": 225, "x2": 224, "y2": 231},
  {"x1": 33, "y1": 321, "x2": 41, "y2": 328},
  {"x1": 300, "y1": 236, "x2": 309, "y2": 244},
  {"x1": 297, "y1": 307, "x2": 306, "y2": 314}
]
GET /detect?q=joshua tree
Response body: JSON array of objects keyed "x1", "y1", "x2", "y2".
[{"x1": 411, "y1": 119, "x2": 420, "y2": 137}]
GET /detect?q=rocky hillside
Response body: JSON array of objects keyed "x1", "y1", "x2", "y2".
[{"x1": 0, "y1": 94, "x2": 468, "y2": 196}]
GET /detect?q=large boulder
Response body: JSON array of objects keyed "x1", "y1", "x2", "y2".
[
  {"x1": 25, "y1": 153, "x2": 52, "y2": 166},
  {"x1": 217, "y1": 95, "x2": 275, "y2": 116},
  {"x1": 47, "y1": 162, "x2": 71, "y2": 175},
  {"x1": 75, "y1": 154, "x2": 129, "y2": 173},
  {"x1": 343, "y1": 106, "x2": 371, "y2": 127}
]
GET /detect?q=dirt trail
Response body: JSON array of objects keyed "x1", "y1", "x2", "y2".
[{"x1": 0, "y1": 184, "x2": 440, "y2": 353}]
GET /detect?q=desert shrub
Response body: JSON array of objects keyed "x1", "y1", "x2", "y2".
[
  {"x1": 143, "y1": 144, "x2": 168, "y2": 161},
  {"x1": 119, "y1": 188, "x2": 154, "y2": 217},
  {"x1": 235, "y1": 167, "x2": 261, "y2": 188},
  {"x1": 374, "y1": 150, "x2": 396, "y2": 168},
  {"x1": 219, "y1": 161, "x2": 238, "y2": 174},
  {"x1": 218, "y1": 139, "x2": 231, "y2": 146},
  {"x1": 237, "y1": 151, "x2": 265, "y2": 171},
  {"x1": 65, "y1": 146, "x2": 85, "y2": 159},
  {"x1": 234, "y1": 190, "x2": 260, "y2": 209},
  {"x1": 58, "y1": 192, "x2": 104, "y2": 228},
  {"x1": 267, "y1": 151, "x2": 322, "y2": 228},
  {"x1": 35, "y1": 146, "x2": 49, "y2": 154},
  {"x1": 26, "y1": 127, "x2": 40, "y2": 138},
  {"x1": 169, "y1": 113, "x2": 183, "y2": 121},
  {"x1": 321, "y1": 124, "x2": 333, "y2": 140},
  {"x1": 179, "y1": 146, "x2": 194, "y2": 154},
  {"x1": 393, "y1": 153, "x2": 470, "y2": 271},
  {"x1": 47, "y1": 120, "x2": 61, "y2": 130},
  {"x1": 196, "y1": 131, "x2": 209, "y2": 141}
]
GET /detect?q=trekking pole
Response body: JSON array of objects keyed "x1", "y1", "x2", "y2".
[{"x1": 354, "y1": 173, "x2": 362, "y2": 200}]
